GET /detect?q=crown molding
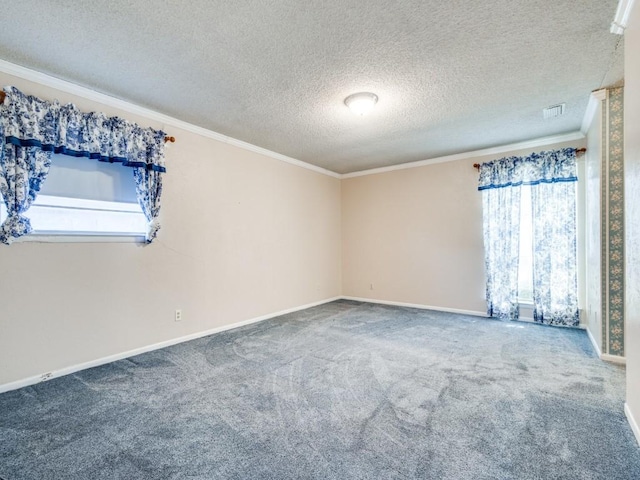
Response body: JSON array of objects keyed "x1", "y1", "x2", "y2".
[
  {"x1": 0, "y1": 59, "x2": 341, "y2": 179},
  {"x1": 0, "y1": 59, "x2": 590, "y2": 182},
  {"x1": 341, "y1": 131, "x2": 585, "y2": 179},
  {"x1": 611, "y1": 0, "x2": 637, "y2": 34}
]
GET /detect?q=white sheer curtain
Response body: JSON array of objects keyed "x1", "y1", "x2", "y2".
[
  {"x1": 529, "y1": 150, "x2": 579, "y2": 326},
  {"x1": 479, "y1": 158, "x2": 522, "y2": 319}
]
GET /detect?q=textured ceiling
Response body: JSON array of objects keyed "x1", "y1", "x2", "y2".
[{"x1": 0, "y1": 0, "x2": 623, "y2": 173}]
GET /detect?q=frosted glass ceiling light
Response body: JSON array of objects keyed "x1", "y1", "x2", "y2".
[{"x1": 344, "y1": 92, "x2": 378, "y2": 116}]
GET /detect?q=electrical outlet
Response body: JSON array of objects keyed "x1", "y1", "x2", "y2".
[
  {"x1": 175, "y1": 309, "x2": 182, "y2": 322},
  {"x1": 370, "y1": 283, "x2": 374, "y2": 290}
]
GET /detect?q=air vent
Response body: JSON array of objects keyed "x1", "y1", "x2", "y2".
[{"x1": 543, "y1": 103, "x2": 566, "y2": 120}]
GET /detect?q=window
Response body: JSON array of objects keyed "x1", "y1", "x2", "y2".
[
  {"x1": 0, "y1": 85, "x2": 165, "y2": 245},
  {"x1": 0, "y1": 154, "x2": 146, "y2": 239},
  {"x1": 480, "y1": 148, "x2": 579, "y2": 325},
  {"x1": 516, "y1": 183, "x2": 578, "y2": 305}
]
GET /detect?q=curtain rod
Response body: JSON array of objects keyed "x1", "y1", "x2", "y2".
[
  {"x1": 0, "y1": 90, "x2": 176, "y2": 143},
  {"x1": 473, "y1": 148, "x2": 586, "y2": 170}
]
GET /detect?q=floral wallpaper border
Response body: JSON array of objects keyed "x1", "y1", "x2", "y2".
[
  {"x1": 600, "y1": 87, "x2": 625, "y2": 357},
  {"x1": 601, "y1": 95, "x2": 608, "y2": 351},
  {"x1": 606, "y1": 87, "x2": 625, "y2": 357}
]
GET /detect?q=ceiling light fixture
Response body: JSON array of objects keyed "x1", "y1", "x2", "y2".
[{"x1": 344, "y1": 92, "x2": 378, "y2": 116}]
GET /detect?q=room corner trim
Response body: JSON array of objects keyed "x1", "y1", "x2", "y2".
[
  {"x1": 340, "y1": 296, "x2": 488, "y2": 317},
  {"x1": 586, "y1": 325, "x2": 603, "y2": 357},
  {"x1": 341, "y1": 131, "x2": 585, "y2": 179},
  {"x1": 0, "y1": 296, "x2": 341, "y2": 395},
  {"x1": 581, "y1": 90, "x2": 607, "y2": 134},
  {"x1": 0, "y1": 59, "x2": 341, "y2": 179},
  {"x1": 600, "y1": 353, "x2": 626, "y2": 364},
  {"x1": 625, "y1": 403, "x2": 640, "y2": 447}
]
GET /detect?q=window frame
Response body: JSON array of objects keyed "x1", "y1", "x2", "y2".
[{"x1": 0, "y1": 194, "x2": 147, "y2": 243}]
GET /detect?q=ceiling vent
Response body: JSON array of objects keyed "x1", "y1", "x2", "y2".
[{"x1": 543, "y1": 103, "x2": 566, "y2": 120}]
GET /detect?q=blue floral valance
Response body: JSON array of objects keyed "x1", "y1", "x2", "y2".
[
  {"x1": 0, "y1": 86, "x2": 168, "y2": 244},
  {"x1": 478, "y1": 148, "x2": 577, "y2": 191},
  {"x1": 0, "y1": 86, "x2": 167, "y2": 172}
]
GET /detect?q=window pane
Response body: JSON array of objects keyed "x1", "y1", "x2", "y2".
[
  {"x1": 0, "y1": 196, "x2": 146, "y2": 236},
  {"x1": 0, "y1": 154, "x2": 145, "y2": 238}
]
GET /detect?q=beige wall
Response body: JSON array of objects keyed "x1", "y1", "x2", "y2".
[
  {"x1": 625, "y1": 2, "x2": 640, "y2": 442},
  {"x1": 0, "y1": 73, "x2": 342, "y2": 386},
  {"x1": 341, "y1": 139, "x2": 585, "y2": 314},
  {"x1": 0, "y1": 70, "x2": 599, "y2": 391},
  {"x1": 585, "y1": 98, "x2": 603, "y2": 352}
]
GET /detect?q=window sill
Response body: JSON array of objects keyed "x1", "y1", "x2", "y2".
[{"x1": 15, "y1": 233, "x2": 145, "y2": 243}]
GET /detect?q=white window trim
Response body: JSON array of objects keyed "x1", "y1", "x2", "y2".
[
  {"x1": 0, "y1": 195, "x2": 146, "y2": 243},
  {"x1": 15, "y1": 235, "x2": 143, "y2": 243}
]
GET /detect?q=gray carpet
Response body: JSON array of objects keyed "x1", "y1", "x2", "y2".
[{"x1": 1, "y1": 300, "x2": 639, "y2": 479}]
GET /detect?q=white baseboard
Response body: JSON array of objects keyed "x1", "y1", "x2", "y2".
[
  {"x1": 600, "y1": 353, "x2": 626, "y2": 364},
  {"x1": 586, "y1": 326, "x2": 603, "y2": 357},
  {"x1": 625, "y1": 403, "x2": 640, "y2": 447},
  {"x1": 0, "y1": 296, "x2": 341, "y2": 394},
  {"x1": 583, "y1": 324, "x2": 626, "y2": 364},
  {"x1": 1, "y1": 296, "x2": 622, "y2": 394},
  {"x1": 340, "y1": 296, "x2": 487, "y2": 318}
]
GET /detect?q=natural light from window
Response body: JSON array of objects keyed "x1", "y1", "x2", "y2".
[
  {"x1": 0, "y1": 154, "x2": 147, "y2": 238},
  {"x1": 0, "y1": 195, "x2": 147, "y2": 237},
  {"x1": 518, "y1": 186, "x2": 534, "y2": 303}
]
